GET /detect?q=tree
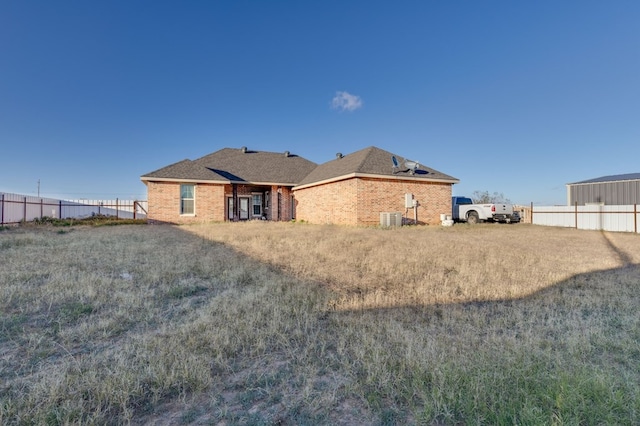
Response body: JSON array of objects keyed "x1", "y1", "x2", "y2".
[{"x1": 472, "y1": 190, "x2": 511, "y2": 204}]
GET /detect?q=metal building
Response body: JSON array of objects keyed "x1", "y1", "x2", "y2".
[{"x1": 566, "y1": 173, "x2": 640, "y2": 205}]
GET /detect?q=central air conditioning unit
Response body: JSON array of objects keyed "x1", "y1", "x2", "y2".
[{"x1": 380, "y1": 212, "x2": 403, "y2": 227}]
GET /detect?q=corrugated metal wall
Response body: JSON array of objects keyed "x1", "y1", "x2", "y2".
[{"x1": 568, "y1": 180, "x2": 640, "y2": 205}]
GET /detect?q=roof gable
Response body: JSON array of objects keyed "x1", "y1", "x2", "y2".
[{"x1": 295, "y1": 146, "x2": 459, "y2": 187}]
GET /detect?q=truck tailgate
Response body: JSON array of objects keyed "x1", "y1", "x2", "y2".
[{"x1": 493, "y1": 204, "x2": 513, "y2": 215}]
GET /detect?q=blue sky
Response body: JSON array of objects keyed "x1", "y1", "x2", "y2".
[{"x1": 1, "y1": 1, "x2": 638, "y2": 205}]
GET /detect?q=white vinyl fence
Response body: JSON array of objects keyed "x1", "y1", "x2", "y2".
[
  {"x1": 532, "y1": 204, "x2": 639, "y2": 233},
  {"x1": 0, "y1": 192, "x2": 147, "y2": 225}
]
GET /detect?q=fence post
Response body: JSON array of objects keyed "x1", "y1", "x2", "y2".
[
  {"x1": 59, "y1": 200, "x2": 62, "y2": 219},
  {"x1": 635, "y1": 204, "x2": 637, "y2": 234},
  {"x1": 530, "y1": 201, "x2": 533, "y2": 224},
  {"x1": 116, "y1": 198, "x2": 119, "y2": 220},
  {"x1": 133, "y1": 201, "x2": 137, "y2": 220},
  {"x1": 40, "y1": 199, "x2": 43, "y2": 220},
  {"x1": 23, "y1": 197, "x2": 27, "y2": 222},
  {"x1": 1, "y1": 193, "x2": 4, "y2": 225},
  {"x1": 574, "y1": 202, "x2": 578, "y2": 229}
]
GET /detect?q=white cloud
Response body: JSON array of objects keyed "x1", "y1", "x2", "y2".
[{"x1": 331, "y1": 91, "x2": 363, "y2": 112}]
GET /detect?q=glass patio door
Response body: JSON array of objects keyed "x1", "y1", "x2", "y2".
[
  {"x1": 239, "y1": 197, "x2": 249, "y2": 220},
  {"x1": 227, "y1": 197, "x2": 234, "y2": 221}
]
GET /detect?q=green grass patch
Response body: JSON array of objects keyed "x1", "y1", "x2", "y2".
[
  {"x1": 59, "y1": 301, "x2": 95, "y2": 323},
  {"x1": 29, "y1": 215, "x2": 147, "y2": 227},
  {"x1": 166, "y1": 284, "x2": 208, "y2": 300},
  {"x1": 0, "y1": 313, "x2": 29, "y2": 342}
]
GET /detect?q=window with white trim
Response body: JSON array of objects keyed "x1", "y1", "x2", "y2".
[
  {"x1": 180, "y1": 184, "x2": 195, "y2": 215},
  {"x1": 252, "y1": 194, "x2": 262, "y2": 217}
]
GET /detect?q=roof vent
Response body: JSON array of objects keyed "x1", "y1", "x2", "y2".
[
  {"x1": 336, "y1": 152, "x2": 343, "y2": 159},
  {"x1": 284, "y1": 151, "x2": 290, "y2": 157},
  {"x1": 241, "y1": 146, "x2": 247, "y2": 153}
]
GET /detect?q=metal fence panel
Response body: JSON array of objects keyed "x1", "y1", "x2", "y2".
[
  {"x1": 1, "y1": 193, "x2": 61, "y2": 223},
  {"x1": 533, "y1": 204, "x2": 638, "y2": 233},
  {"x1": 533, "y1": 206, "x2": 575, "y2": 228},
  {"x1": 1, "y1": 192, "x2": 147, "y2": 225}
]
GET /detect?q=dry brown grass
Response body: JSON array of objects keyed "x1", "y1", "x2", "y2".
[
  {"x1": 186, "y1": 222, "x2": 639, "y2": 308},
  {"x1": 1, "y1": 222, "x2": 639, "y2": 425}
]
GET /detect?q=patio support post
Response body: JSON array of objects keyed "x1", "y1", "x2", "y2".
[
  {"x1": 277, "y1": 187, "x2": 282, "y2": 221},
  {"x1": 232, "y1": 184, "x2": 238, "y2": 221}
]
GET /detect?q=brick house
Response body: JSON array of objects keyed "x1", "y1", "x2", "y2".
[
  {"x1": 293, "y1": 147, "x2": 458, "y2": 225},
  {"x1": 141, "y1": 146, "x2": 459, "y2": 225}
]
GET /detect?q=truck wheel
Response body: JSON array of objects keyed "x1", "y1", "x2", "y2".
[{"x1": 467, "y1": 211, "x2": 479, "y2": 224}]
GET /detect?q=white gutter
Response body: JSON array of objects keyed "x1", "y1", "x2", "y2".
[
  {"x1": 140, "y1": 177, "x2": 230, "y2": 184},
  {"x1": 292, "y1": 173, "x2": 460, "y2": 190},
  {"x1": 140, "y1": 177, "x2": 298, "y2": 186}
]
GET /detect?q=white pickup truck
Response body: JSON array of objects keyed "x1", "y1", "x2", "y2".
[{"x1": 451, "y1": 196, "x2": 514, "y2": 224}]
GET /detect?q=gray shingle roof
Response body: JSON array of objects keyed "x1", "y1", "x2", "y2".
[
  {"x1": 141, "y1": 159, "x2": 228, "y2": 181},
  {"x1": 569, "y1": 173, "x2": 640, "y2": 185},
  {"x1": 295, "y1": 146, "x2": 459, "y2": 187},
  {"x1": 142, "y1": 148, "x2": 318, "y2": 185},
  {"x1": 141, "y1": 146, "x2": 459, "y2": 187}
]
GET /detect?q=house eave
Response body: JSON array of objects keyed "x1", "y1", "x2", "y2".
[
  {"x1": 141, "y1": 176, "x2": 298, "y2": 187},
  {"x1": 140, "y1": 177, "x2": 230, "y2": 185},
  {"x1": 292, "y1": 173, "x2": 460, "y2": 191},
  {"x1": 247, "y1": 181, "x2": 298, "y2": 187}
]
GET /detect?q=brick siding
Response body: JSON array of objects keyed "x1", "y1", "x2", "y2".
[
  {"x1": 147, "y1": 178, "x2": 453, "y2": 226},
  {"x1": 293, "y1": 177, "x2": 453, "y2": 225},
  {"x1": 294, "y1": 179, "x2": 359, "y2": 225},
  {"x1": 146, "y1": 181, "x2": 225, "y2": 224},
  {"x1": 146, "y1": 181, "x2": 296, "y2": 224}
]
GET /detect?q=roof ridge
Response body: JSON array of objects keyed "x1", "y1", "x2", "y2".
[
  {"x1": 352, "y1": 146, "x2": 377, "y2": 172},
  {"x1": 360, "y1": 146, "x2": 392, "y2": 173}
]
